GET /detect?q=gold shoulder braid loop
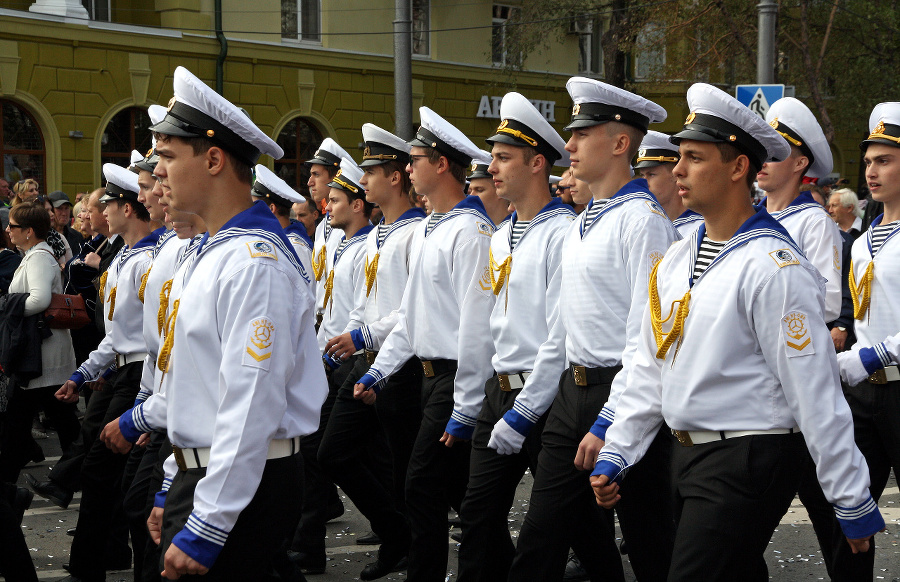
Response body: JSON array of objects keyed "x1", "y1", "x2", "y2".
[
  {"x1": 312, "y1": 245, "x2": 327, "y2": 282},
  {"x1": 138, "y1": 266, "x2": 152, "y2": 303},
  {"x1": 365, "y1": 254, "x2": 379, "y2": 298},
  {"x1": 98, "y1": 271, "x2": 108, "y2": 305},
  {"x1": 849, "y1": 260, "x2": 874, "y2": 320},
  {"x1": 649, "y1": 261, "x2": 691, "y2": 359},
  {"x1": 107, "y1": 287, "x2": 117, "y2": 321},
  {"x1": 323, "y1": 269, "x2": 335, "y2": 312},
  {"x1": 489, "y1": 248, "x2": 512, "y2": 311},
  {"x1": 157, "y1": 299, "x2": 180, "y2": 373},
  {"x1": 158, "y1": 279, "x2": 173, "y2": 335}
]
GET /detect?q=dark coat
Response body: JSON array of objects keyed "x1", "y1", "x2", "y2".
[{"x1": 0, "y1": 293, "x2": 46, "y2": 386}]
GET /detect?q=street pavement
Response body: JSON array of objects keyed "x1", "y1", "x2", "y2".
[{"x1": 9, "y1": 434, "x2": 900, "y2": 581}]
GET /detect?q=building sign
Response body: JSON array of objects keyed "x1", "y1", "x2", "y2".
[{"x1": 477, "y1": 95, "x2": 556, "y2": 122}]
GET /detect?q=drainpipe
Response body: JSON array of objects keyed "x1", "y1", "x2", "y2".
[{"x1": 215, "y1": 0, "x2": 227, "y2": 95}]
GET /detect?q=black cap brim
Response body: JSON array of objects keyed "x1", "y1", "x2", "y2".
[
  {"x1": 148, "y1": 118, "x2": 199, "y2": 138},
  {"x1": 859, "y1": 137, "x2": 900, "y2": 151},
  {"x1": 564, "y1": 118, "x2": 607, "y2": 131}
]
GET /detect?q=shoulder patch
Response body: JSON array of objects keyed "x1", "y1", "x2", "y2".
[
  {"x1": 645, "y1": 200, "x2": 667, "y2": 218},
  {"x1": 247, "y1": 240, "x2": 277, "y2": 260},
  {"x1": 769, "y1": 248, "x2": 800, "y2": 268},
  {"x1": 243, "y1": 317, "x2": 275, "y2": 370},
  {"x1": 649, "y1": 250, "x2": 664, "y2": 269},
  {"x1": 476, "y1": 221, "x2": 493, "y2": 237},
  {"x1": 832, "y1": 244, "x2": 840, "y2": 272},
  {"x1": 782, "y1": 311, "x2": 815, "y2": 357}
]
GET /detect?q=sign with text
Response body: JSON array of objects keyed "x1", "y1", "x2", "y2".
[{"x1": 477, "y1": 95, "x2": 556, "y2": 122}]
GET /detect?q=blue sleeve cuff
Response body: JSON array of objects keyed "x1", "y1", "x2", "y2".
[
  {"x1": 119, "y1": 407, "x2": 143, "y2": 442},
  {"x1": 502, "y1": 405, "x2": 536, "y2": 437},
  {"x1": 589, "y1": 407, "x2": 615, "y2": 440},
  {"x1": 446, "y1": 415, "x2": 476, "y2": 440},
  {"x1": 835, "y1": 496, "x2": 885, "y2": 540},
  {"x1": 171, "y1": 513, "x2": 228, "y2": 569},
  {"x1": 350, "y1": 328, "x2": 366, "y2": 351},
  {"x1": 359, "y1": 369, "x2": 388, "y2": 394},
  {"x1": 102, "y1": 366, "x2": 115, "y2": 380},
  {"x1": 154, "y1": 489, "x2": 167, "y2": 509},
  {"x1": 322, "y1": 354, "x2": 340, "y2": 371},
  {"x1": 69, "y1": 371, "x2": 86, "y2": 388},
  {"x1": 591, "y1": 451, "x2": 628, "y2": 482},
  {"x1": 860, "y1": 343, "x2": 891, "y2": 374}
]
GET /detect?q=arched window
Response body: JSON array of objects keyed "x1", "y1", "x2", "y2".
[
  {"x1": 101, "y1": 107, "x2": 152, "y2": 167},
  {"x1": 275, "y1": 117, "x2": 324, "y2": 193},
  {"x1": 1, "y1": 100, "x2": 46, "y2": 186}
]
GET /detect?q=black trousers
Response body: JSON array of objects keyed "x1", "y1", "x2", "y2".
[
  {"x1": 0, "y1": 384, "x2": 80, "y2": 482},
  {"x1": 160, "y1": 454, "x2": 303, "y2": 581},
  {"x1": 67, "y1": 361, "x2": 143, "y2": 582},
  {"x1": 0, "y1": 481, "x2": 38, "y2": 582},
  {"x1": 507, "y1": 367, "x2": 625, "y2": 582},
  {"x1": 318, "y1": 354, "x2": 421, "y2": 558},
  {"x1": 668, "y1": 432, "x2": 806, "y2": 581},
  {"x1": 457, "y1": 375, "x2": 546, "y2": 582},
  {"x1": 405, "y1": 364, "x2": 472, "y2": 581},
  {"x1": 122, "y1": 430, "x2": 167, "y2": 582},
  {"x1": 830, "y1": 379, "x2": 900, "y2": 580},
  {"x1": 794, "y1": 447, "x2": 841, "y2": 579}
]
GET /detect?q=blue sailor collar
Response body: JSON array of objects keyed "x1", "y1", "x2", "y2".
[
  {"x1": 426, "y1": 195, "x2": 494, "y2": 237},
  {"x1": 508, "y1": 197, "x2": 576, "y2": 247},
  {"x1": 865, "y1": 213, "x2": 900, "y2": 256},
  {"x1": 284, "y1": 220, "x2": 314, "y2": 248},
  {"x1": 375, "y1": 207, "x2": 427, "y2": 249},
  {"x1": 674, "y1": 209, "x2": 702, "y2": 225},
  {"x1": 334, "y1": 223, "x2": 374, "y2": 265},
  {"x1": 580, "y1": 178, "x2": 659, "y2": 237},
  {"x1": 152, "y1": 227, "x2": 178, "y2": 257},
  {"x1": 690, "y1": 205, "x2": 803, "y2": 287},
  {"x1": 760, "y1": 191, "x2": 824, "y2": 219},
  {"x1": 118, "y1": 229, "x2": 161, "y2": 266}
]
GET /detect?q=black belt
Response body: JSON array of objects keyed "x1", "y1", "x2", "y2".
[
  {"x1": 420, "y1": 358, "x2": 457, "y2": 378},
  {"x1": 568, "y1": 364, "x2": 622, "y2": 387}
]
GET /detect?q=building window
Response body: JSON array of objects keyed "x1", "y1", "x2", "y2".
[
  {"x1": 0, "y1": 100, "x2": 45, "y2": 187},
  {"x1": 573, "y1": 18, "x2": 602, "y2": 76},
  {"x1": 282, "y1": 0, "x2": 321, "y2": 42},
  {"x1": 492, "y1": 5, "x2": 520, "y2": 67},
  {"x1": 101, "y1": 107, "x2": 153, "y2": 168},
  {"x1": 412, "y1": 0, "x2": 429, "y2": 56},
  {"x1": 81, "y1": 0, "x2": 111, "y2": 21},
  {"x1": 635, "y1": 22, "x2": 665, "y2": 79},
  {"x1": 274, "y1": 117, "x2": 324, "y2": 194}
]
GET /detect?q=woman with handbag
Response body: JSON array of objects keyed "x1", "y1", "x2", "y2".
[{"x1": 0, "y1": 201, "x2": 79, "y2": 482}]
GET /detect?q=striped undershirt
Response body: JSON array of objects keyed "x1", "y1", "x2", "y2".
[
  {"x1": 871, "y1": 220, "x2": 899, "y2": 253},
  {"x1": 510, "y1": 220, "x2": 530, "y2": 250},
  {"x1": 693, "y1": 235, "x2": 727, "y2": 279},
  {"x1": 335, "y1": 240, "x2": 349, "y2": 258},
  {"x1": 425, "y1": 212, "x2": 446, "y2": 236},
  {"x1": 377, "y1": 223, "x2": 389, "y2": 246},
  {"x1": 583, "y1": 199, "x2": 609, "y2": 230}
]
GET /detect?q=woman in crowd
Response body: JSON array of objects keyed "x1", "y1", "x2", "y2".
[{"x1": 11, "y1": 179, "x2": 40, "y2": 206}]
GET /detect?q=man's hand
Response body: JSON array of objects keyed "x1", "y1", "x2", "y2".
[
  {"x1": 846, "y1": 535, "x2": 873, "y2": 554},
  {"x1": 162, "y1": 544, "x2": 209, "y2": 579},
  {"x1": 440, "y1": 432, "x2": 468, "y2": 448},
  {"x1": 136, "y1": 433, "x2": 151, "y2": 447},
  {"x1": 325, "y1": 333, "x2": 357, "y2": 362},
  {"x1": 590, "y1": 474, "x2": 621, "y2": 509},
  {"x1": 831, "y1": 327, "x2": 849, "y2": 352},
  {"x1": 574, "y1": 432, "x2": 604, "y2": 471},
  {"x1": 353, "y1": 382, "x2": 376, "y2": 405},
  {"x1": 88, "y1": 377, "x2": 106, "y2": 391},
  {"x1": 100, "y1": 417, "x2": 133, "y2": 454},
  {"x1": 147, "y1": 506, "x2": 164, "y2": 545},
  {"x1": 56, "y1": 380, "x2": 79, "y2": 403},
  {"x1": 84, "y1": 252, "x2": 101, "y2": 269}
]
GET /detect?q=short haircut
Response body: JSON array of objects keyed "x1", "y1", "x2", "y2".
[
  {"x1": 378, "y1": 160, "x2": 413, "y2": 194},
  {"x1": 109, "y1": 198, "x2": 151, "y2": 222},
  {"x1": 830, "y1": 188, "x2": 863, "y2": 218},
  {"x1": 715, "y1": 142, "x2": 758, "y2": 189},
  {"x1": 606, "y1": 122, "x2": 645, "y2": 161},
  {"x1": 519, "y1": 145, "x2": 553, "y2": 180},
  {"x1": 788, "y1": 144, "x2": 811, "y2": 178},
  {"x1": 425, "y1": 147, "x2": 467, "y2": 184},
  {"x1": 87, "y1": 188, "x2": 105, "y2": 210},
  {"x1": 154, "y1": 134, "x2": 253, "y2": 184},
  {"x1": 270, "y1": 201, "x2": 291, "y2": 218},
  {"x1": 10, "y1": 201, "x2": 51, "y2": 239}
]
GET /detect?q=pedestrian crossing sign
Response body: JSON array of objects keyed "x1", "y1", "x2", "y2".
[{"x1": 735, "y1": 84, "x2": 785, "y2": 119}]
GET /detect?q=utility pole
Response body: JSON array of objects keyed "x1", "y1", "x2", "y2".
[
  {"x1": 394, "y1": 0, "x2": 413, "y2": 140},
  {"x1": 757, "y1": 0, "x2": 777, "y2": 84}
]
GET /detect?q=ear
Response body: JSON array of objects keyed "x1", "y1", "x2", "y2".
[
  {"x1": 390, "y1": 170, "x2": 401, "y2": 186},
  {"x1": 531, "y1": 153, "x2": 547, "y2": 175},
  {"x1": 268, "y1": 203, "x2": 279, "y2": 215},
  {"x1": 731, "y1": 154, "x2": 752, "y2": 185},
  {"x1": 795, "y1": 155, "x2": 810, "y2": 175},
  {"x1": 206, "y1": 146, "x2": 227, "y2": 176},
  {"x1": 435, "y1": 155, "x2": 449, "y2": 176},
  {"x1": 611, "y1": 131, "x2": 632, "y2": 157}
]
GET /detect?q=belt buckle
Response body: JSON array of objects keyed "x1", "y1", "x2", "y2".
[
  {"x1": 672, "y1": 430, "x2": 694, "y2": 447},
  {"x1": 365, "y1": 350, "x2": 376, "y2": 365},
  {"x1": 422, "y1": 360, "x2": 434, "y2": 378},
  {"x1": 172, "y1": 445, "x2": 188, "y2": 471},
  {"x1": 868, "y1": 369, "x2": 887, "y2": 385},
  {"x1": 573, "y1": 365, "x2": 587, "y2": 387},
  {"x1": 498, "y1": 375, "x2": 511, "y2": 392}
]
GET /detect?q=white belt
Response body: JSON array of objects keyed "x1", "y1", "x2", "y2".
[
  {"x1": 868, "y1": 365, "x2": 900, "y2": 385},
  {"x1": 172, "y1": 436, "x2": 301, "y2": 470},
  {"x1": 116, "y1": 352, "x2": 148, "y2": 367},
  {"x1": 497, "y1": 372, "x2": 531, "y2": 391},
  {"x1": 672, "y1": 427, "x2": 799, "y2": 447}
]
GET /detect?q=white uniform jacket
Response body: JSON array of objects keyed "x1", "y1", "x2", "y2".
[
  {"x1": 560, "y1": 179, "x2": 679, "y2": 440},
  {"x1": 347, "y1": 207, "x2": 427, "y2": 351},
  {"x1": 358, "y1": 196, "x2": 496, "y2": 439},
  {"x1": 70, "y1": 231, "x2": 160, "y2": 386},
  {"x1": 847, "y1": 216, "x2": 900, "y2": 373},
  {"x1": 312, "y1": 214, "x2": 343, "y2": 317},
  {"x1": 139, "y1": 201, "x2": 326, "y2": 568},
  {"x1": 490, "y1": 198, "x2": 575, "y2": 436},
  {"x1": 767, "y1": 191, "x2": 842, "y2": 322},
  {"x1": 284, "y1": 221, "x2": 314, "y2": 292},
  {"x1": 595, "y1": 208, "x2": 883, "y2": 540},
  {"x1": 317, "y1": 224, "x2": 373, "y2": 357},
  {"x1": 673, "y1": 209, "x2": 704, "y2": 239}
]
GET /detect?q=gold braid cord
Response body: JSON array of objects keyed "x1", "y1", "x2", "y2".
[
  {"x1": 323, "y1": 269, "x2": 335, "y2": 312},
  {"x1": 849, "y1": 260, "x2": 874, "y2": 320},
  {"x1": 157, "y1": 299, "x2": 180, "y2": 373},
  {"x1": 138, "y1": 266, "x2": 152, "y2": 303},
  {"x1": 158, "y1": 279, "x2": 173, "y2": 335},
  {"x1": 107, "y1": 287, "x2": 117, "y2": 321},
  {"x1": 489, "y1": 248, "x2": 512, "y2": 311},
  {"x1": 648, "y1": 261, "x2": 691, "y2": 359},
  {"x1": 365, "y1": 254, "x2": 379, "y2": 297},
  {"x1": 312, "y1": 245, "x2": 327, "y2": 282},
  {"x1": 97, "y1": 271, "x2": 108, "y2": 305}
]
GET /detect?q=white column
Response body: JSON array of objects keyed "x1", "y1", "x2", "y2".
[{"x1": 29, "y1": 0, "x2": 90, "y2": 19}]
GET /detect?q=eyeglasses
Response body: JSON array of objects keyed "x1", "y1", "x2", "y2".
[
  {"x1": 408, "y1": 154, "x2": 430, "y2": 165},
  {"x1": 7, "y1": 223, "x2": 24, "y2": 229},
  {"x1": 556, "y1": 185, "x2": 571, "y2": 192}
]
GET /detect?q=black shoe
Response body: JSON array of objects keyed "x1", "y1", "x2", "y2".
[
  {"x1": 356, "y1": 531, "x2": 381, "y2": 545},
  {"x1": 67, "y1": 527, "x2": 76, "y2": 536},
  {"x1": 24, "y1": 473, "x2": 73, "y2": 509},
  {"x1": 326, "y1": 500, "x2": 344, "y2": 522},
  {"x1": 450, "y1": 530, "x2": 462, "y2": 543},
  {"x1": 360, "y1": 555, "x2": 407, "y2": 581},
  {"x1": 287, "y1": 551, "x2": 326, "y2": 575},
  {"x1": 619, "y1": 539, "x2": 628, "y2": 555},
  {"x1": 12, "y1": 486, "x2": 33, "y2": 525},
  {"x1": 448, "y1": 514, "x2": 461, "y2": 527},
  {"x1": 63, "y1": 553, "x2": 130, "y2": 573},
  {"x1": 54, "y1": 576, "x2": 83, "y2": 582},
  {"x1": 563, "y1": 552, "x2": 590, "y2": 582}
]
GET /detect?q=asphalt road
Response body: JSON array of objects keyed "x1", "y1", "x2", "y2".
[{"x1": 9, "y1": 434, "x2": 900, "y2": 581}]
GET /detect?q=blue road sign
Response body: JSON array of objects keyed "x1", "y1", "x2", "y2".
[{"x1": 735, "y1": 84, "x2": 785, "y2": 118}]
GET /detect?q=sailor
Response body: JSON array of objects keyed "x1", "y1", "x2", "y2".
[
  {"x1": 468, "y1": 149, "x2": 511, "y2": 226},
  {"x1": 354, "y1": 106, "x2": 495, "y2": 581},
  {"x1": 252, "y1": 164, "x2": 315, "y2": 288},
  {"x1": 455, "y1": 92, "x2": 574, "y2": 582},
  {"x1": 318, "y1": 123, "x2": 426, "y2": 580},
  {"x1": 591, "y1": 82, "x2": 883, "y2": 580},
  {"x1": 833, "y1": 102, "x2": 900, "y2": 579},
  {"x1": 635, "y1": 130, "x2": 703, "y2": 237},
  {"x1": 54, "y1": 162, "x2": 159, "y2": 582},
  {"x1": 508, "y1": 77, "x2": 678, "y2": 582},
  {"x1": 140, "y1": 66, "x2": 326, "y2": 579}
]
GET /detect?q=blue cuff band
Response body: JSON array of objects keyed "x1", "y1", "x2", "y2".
[
  {"x1": 835, "y1": 497, "x2": 885, "y2": 540},
  {"x1": 591, "y1": 459, "x2": 624, "y2": 481},
  {"x1": 69, "y1": 371, "x2": 86, "y2": 388},
  {"x1": 119, "y1": 408, "x2": 143, "y2": 443},
  {"x1": 172, "y1": 524, "x2": 225, "y2": 569},
  {"x1": 502, "y1": 408, "x2": 533, "y2": 437},
  {"x1": 154, "y1": 489, "x2": 167, "y2": 509},
  {"x1": 858, "y1": 346, "x2": 885, "y2": 375},
  {"x1": 445, "y1": 418, "x2": 475, "y2": 440},
  {"x1": 350, "y1": 328, "x2": 366, "y2": 351}
]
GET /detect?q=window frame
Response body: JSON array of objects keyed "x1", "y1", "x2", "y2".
[{"x1": 0, "y1": 100, "x2": 46, "y2": 187}]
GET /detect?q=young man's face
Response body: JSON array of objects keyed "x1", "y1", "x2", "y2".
[
  {"x1": 672, "y1": 140, "x2": 739, "y2": 215},
  {"x1": 324, "y1": 188, "x2": 356, "y2": 231},
  {"x1": 137, "y1": 169, "x2": 166, "y2": 223},
  {"x1": 756, "y1": 151, "x2": 804, "y2": 193},
  {"x1": 864, "y1": 144, "x2": 900, "y2": 205},
  {"x1": 307, "y1": 164, "x2": 332, "y2": 204},
  {"x1": 360, "y1": 165, "x2": 393, "y2": 207},
  {"x1": 468, "y1": 178, "x2": 498, "y2": 205},
  {"x1": 103, "y1": 200, "x2": 128, "y2": 236},
  {"x1": 489, "y1": 143, "x2": 532, "y2": 202},
  {"x1": 407, "y1": 146, "x2": 439, "y2": 197},
  {"x1": 565, "y1": 124, "x2": 614, "y2": 185},
  {"x1": 153, "y1": 137, "x2": 209, "y2": 214},
  {"x1": 639, "y1": 163, "x2": 680, "y2": 209}
]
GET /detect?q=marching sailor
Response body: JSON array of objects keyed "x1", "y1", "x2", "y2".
[
  {"x1": 634, "y1": 130, "x2": 703, "y2": 238},
  {"x1": 591, "y1": 83, "x2": 883, "y2": 580},
  {"x1": 468, "y1": 149, "x2": 511, "y2": 226}
]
